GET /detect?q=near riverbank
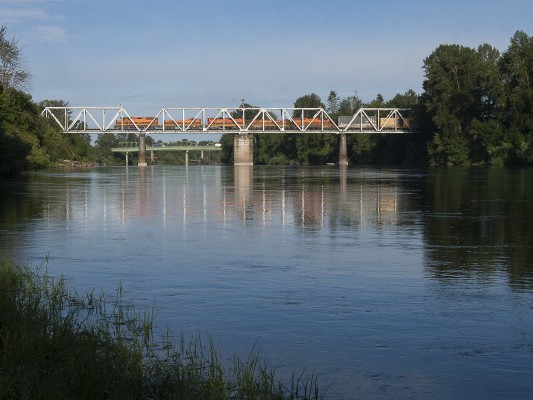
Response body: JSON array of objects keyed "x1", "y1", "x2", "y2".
[{"x1": 0, "y1": 261, "x2": 328, "y2": 399}]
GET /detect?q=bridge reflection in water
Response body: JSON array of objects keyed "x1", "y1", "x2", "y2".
[{"x1": 40, "y1": 166, "x2": 405, "y2": 231}]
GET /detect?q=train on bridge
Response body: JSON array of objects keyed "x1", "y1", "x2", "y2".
[{"x1": 114, "y1": 116, "x2": 410, "y2": 131}]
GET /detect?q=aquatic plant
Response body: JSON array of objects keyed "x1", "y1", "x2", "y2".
[{"x1": 0, "y1": 260, "x2": 329, "y2": 399}]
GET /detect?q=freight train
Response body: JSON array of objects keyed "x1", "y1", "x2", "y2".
[{"x1": 114, "y1": 116, "x2": 409, "y2": 131}]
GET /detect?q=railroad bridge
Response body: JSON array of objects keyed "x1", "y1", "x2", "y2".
[{"x1": 41, "y1": 106, "x2": 416, "y2": 166}]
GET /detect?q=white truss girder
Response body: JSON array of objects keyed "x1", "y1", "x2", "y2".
[{"x1": 41, "y1": 106, "x2": 415, "y2": 134}]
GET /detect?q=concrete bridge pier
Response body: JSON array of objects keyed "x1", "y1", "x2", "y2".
[
  {"x1": 338, "y1": 133, "x2": 348, "y2": 166},
  {"x1": 234, "y1": 133, "x2": 254, "y2": 166},
  {"x1": 138, "y1": 132, "x2": 148, "y2": 167}
]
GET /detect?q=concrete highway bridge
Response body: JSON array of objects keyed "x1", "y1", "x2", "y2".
[
  {"x1": 41, "y1": 106, "x2": 416, "y2": 166},
  {"x1": 111, "y1": 143, "x2": 221, "y2": 165}
]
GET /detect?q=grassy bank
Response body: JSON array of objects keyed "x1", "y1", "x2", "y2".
[{"x1": 0, "y1": 261, "x2": 329, "y2": 399}]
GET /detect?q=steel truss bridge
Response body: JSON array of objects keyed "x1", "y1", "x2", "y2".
[{"x1": 41, "y1": 106, "x2": 415, "y2": 135}]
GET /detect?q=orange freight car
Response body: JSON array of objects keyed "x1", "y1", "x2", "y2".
[
  {"x1": 163, "y1": 118, "x2": 202, "y2": 129},
  {"x1": 115, "y1": 117, "x2": 158, "y2": 129},
  {"x1": 207, "y1": 118, "x2": 241, "y2": 129}
]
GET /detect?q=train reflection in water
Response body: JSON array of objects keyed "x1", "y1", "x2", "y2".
[{"x1": 39, "y1": 167, "x2": 406, "y2": 231}]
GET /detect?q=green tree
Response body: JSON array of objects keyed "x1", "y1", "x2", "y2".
[
  {"x1": 0, "y1": 90, "x2": 49, "y2": 174},
  {"x1": 499, "y1": 30, "x2": 533, "y2": 163},
  {"x1": 326, "y1": 90, "x2": 340, "y2": 116},
  {"x1": 230, "y1": 102, "x2": 262, "y2": 123},
  {"x1": 39, "y1": 99, "x2": 93, "y2": 162},
  {"x1": 290, "y1": 93, "x2": 336, "y2": 164},
  {"x1": 293, "y1": 93, "x2": 325, "y2": 118},
  {"x1": 367, "y1": 93, "x2": 384, "y2": 108},
  {"x1": 386, "y1": 89, "x2": 419, "y2": 108},
  {"x1": 255, "y1": 133, "x2": 290, "y2": 165},
  {"x1": 337, "y1": 92, "x2": 363, "y2": 116},
  {"x1": 219, "y1": 133, "x2": 234, "y2": 164},
  {"x1": 93, "y1": 132, "x2": 122, "y2": 165},
  {"x1": 0, "y1": 25, "x2": 31, "y2": 92},
  {"x1": 421, "y1": 43, "x2": 502, "y2": 165}
]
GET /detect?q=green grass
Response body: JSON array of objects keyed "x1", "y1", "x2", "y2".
[{"x1": 0, "y1": 260, "x2": 330, "y2": 399}]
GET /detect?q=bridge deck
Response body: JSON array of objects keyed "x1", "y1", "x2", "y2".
[
  {"x1": 98, "y1": 128, "x2": 413, "y2": 135},
  {"x1": 111, "y1": 145, "x2": 221, "y2": 153}
]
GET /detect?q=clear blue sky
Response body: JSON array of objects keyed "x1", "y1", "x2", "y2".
[{"x1": 2, "y1": 0, "x2": 532, "y2": 114}]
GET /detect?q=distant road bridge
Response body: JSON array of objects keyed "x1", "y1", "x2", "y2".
[
  {"x1": 111, "y1": 143, "x2": 221, "y2": 165},
  {"x1": 41, "y1": 106, "x2": 415, "y2": 166}
]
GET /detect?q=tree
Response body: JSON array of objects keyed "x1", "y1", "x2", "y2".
[
  {"x1": 0, "y1": 25, "x2": 31, "y2": 92},
  {"x1": 367, "y1": 93, "x2": 384, "y2": 108},
  {"x1": 38, "y1": 99, "x2": 95, "y2": 162},
  {"x1": 386, "y1": 89, "x2": 419, "y2": 108},
  {"x1": 337, "y1": 92, "x2": 363, "y2": 116},
  {"x1": 219, "y1": 133, "x2": 234, "y2": 164},
  {"x1": 92, "y1": 132, "x2": 124, "y2": 165},
  {"x1": 291, "y1": 93, "x2": 335, "y2": 164},
  {"x1": 421, "y1": 43, "x2": 502, "y2": 164},
  {"x1": 327, "y1": 90, "x2": 340, "y2": 115},
  {"x1": 293, "y1": 93, "x2": 325, "y2": 118},
  {"x1": 499, "y1": 30, "x2": 533, "y2": 163},
  {"x1": 230, "y1": 102, "x2": 262, "y2": 122},
  {"x1": 0, "y1": 89, "x2": 49, "y2": 173}
]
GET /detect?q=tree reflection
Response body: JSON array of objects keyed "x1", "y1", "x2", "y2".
[{"x1": 423, "y1": 167, "x2": 533, "y2": 289}]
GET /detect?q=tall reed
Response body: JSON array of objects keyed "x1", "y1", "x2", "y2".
[{"x1": 0, "y1": 260, "x2": 330, "y2": 399}]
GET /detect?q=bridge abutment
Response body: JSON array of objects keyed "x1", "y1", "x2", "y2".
[
  {"x1": 138, "y1": 133, "x2": 148, "y2": 167},
  {"x1": 338, "y1": 133, "x2": 348, "y2": 166},
  {"x1": 234, "y1": 133, "x2": 254, "y2": 166}
]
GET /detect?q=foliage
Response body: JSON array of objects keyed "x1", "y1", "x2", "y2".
[
  {"x1": 499, "y1": 30, "x2": 533, "y2": 163},
  {"x1": 0, "y1": 89, "x2": 50, "y2": 174},
  {"x1": 337, "y1": 92, "x2": 363, "y2": 117},
  {"x1": 293, "y1": 93, "x2": 325, "y2": 118},
  {"x1": 220, "y1": 132, "x2": 234, "y2": 164},
  {"x1": 386, "y1": 89, "x2": 419, "y2": 108},
  {"x1": 38, "y1": 100, "x2": 95, "y2": 163},
  {"x1": 0, "y1": 261, "x2": 329, "y2": 399},
  {"x1": 326, "y1": 90, "x2": 340, "y2": 115},
  {"x1": 421, "y1": 31, "x2": 533, "y2": 166},
  {"x1": 0, "y1": 25, "x2": 31, "y2": 92},
  {"x1": 230, "y1": 101, "x2": 262, "y2": 122}
]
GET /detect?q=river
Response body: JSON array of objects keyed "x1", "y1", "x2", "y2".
[{"x1": 1, "y1": 165, "x2": 532, "y2": 399}]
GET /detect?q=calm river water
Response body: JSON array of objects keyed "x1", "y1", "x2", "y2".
[{"x1": 1, "y1": 165, "x2": 532, "y2": 399}]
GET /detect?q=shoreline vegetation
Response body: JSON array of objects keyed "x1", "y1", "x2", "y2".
[{"x1": 0, "y1": 260, "x2": 329, "y2": 399}]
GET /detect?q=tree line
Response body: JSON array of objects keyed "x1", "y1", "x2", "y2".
[
  {"x1": 219, "y1": 90, "x2": 421, "y2": 165},
  {"x1": 1, "y1": 25, "x2": 533, "y2": 174}
]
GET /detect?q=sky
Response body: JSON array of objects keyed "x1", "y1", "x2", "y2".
[{"x1": 1, "y1": 0, "x2": 532, "y2": 116}]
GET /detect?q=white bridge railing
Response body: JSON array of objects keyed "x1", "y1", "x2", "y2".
[{"x1": 41, "y1": 106, "x2": 415, "y2": 134}]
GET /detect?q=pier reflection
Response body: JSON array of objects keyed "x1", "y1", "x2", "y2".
[
  {"x1": 234, "y1": 165, "x2": 253, "y2": 221},
  {"x1": 31, "y1": 166, "x2": 412, "y2": 232},
  {"x1": 225, "y1": 166, "x2": 409, "y2": 229}
]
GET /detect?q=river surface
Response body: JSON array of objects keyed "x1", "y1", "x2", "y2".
[{"x1": 1, "y1": 165, "x2": 532, "y2": 399}]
